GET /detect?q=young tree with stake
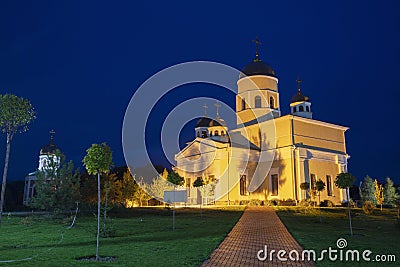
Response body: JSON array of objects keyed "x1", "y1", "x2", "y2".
[
  {"x1": 335, "y1": 172, "x2": 356, "y2": 236},
  {"x1": 83, "y1": 143, "x2": 113, "y2": 260}
]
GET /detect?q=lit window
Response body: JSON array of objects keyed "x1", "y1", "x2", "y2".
[
  {"x1": 326, "y1": 175, "x2": 333, "y2": 196},
  {"x1": 255, "y1": 96, "x2": 261, "y2": 108},
  {"x1": 240, "y1": 175, "x2": 247, "y2": 196},
  {"x1": 271, "y1": 174, "x2": 279, "y2": 196}
]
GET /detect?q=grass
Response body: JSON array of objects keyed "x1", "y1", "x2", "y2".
[
  {"x1": 275, "y1": 206, "x2": 400, "y2": 266},
  {"x1": 0, "y1": 206, "x2": 244, "y2": 266}
]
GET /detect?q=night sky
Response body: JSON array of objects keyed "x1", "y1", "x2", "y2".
[{"x1": 1, "y1": 1, "x2": 399, "y2": 183}]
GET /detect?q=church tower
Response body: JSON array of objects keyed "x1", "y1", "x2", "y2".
[
  {"x1": 38, "y1": 129, "x2": 60, "y2": 170},
  {"x1": 23, "y1": 130, "x2": 60, "y2": 205},
  {"x1": 290, "y1": 78, "x2": 312, "y2": 119},
  {"x1": 194, "y1": 102, "x2": 229, "y2": 142},
  {"x1": 236, "y1": 37, "x2": 280, "y2": 126}
]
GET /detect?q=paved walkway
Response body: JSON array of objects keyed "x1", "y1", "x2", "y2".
[{"x1": 201, "y1": 207, "x2": 316, "y2": 267}]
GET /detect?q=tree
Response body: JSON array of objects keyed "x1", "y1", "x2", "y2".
[
  {"x1": 315, "y1": 180, "x2": 326, "y2": 223},
  {"x1": 300, "y1": 182, "x2": 310, "y2": 200},
  {"x1": 133, "y1": 180, "x2": 152, "y2": 207},
  {"x1": 193, "y1": 177, "x2": 204, "y2": 188},
  {"x1": 315, "y1": 180, "x2": 326, "y2": 205},
  {"x1": 374, "y1": 179, "x2": 384, "y2": 211},
  {"x1": 82, "y1": 143, "x2": 113, "y2": 261},
  {"x1": 167, "y1": 171, "x2": 184, "y2": 186},
  {"x1": 384, "y1": 177, "x2": 398, "y2": 207},
  {"x1": 146, "y1": 175, "x2": 174, "y2": 200},
  {"x1": 30, "y1": 150, "x2": 80, "y2": 214},
  {"x1": 121, "y1": 169, "x2": 136, "y2": 207},
  {"x1": 335, "y1": 172, "x2": 356, "y2": 236},
  {"x1": 359, "y1": 175, "x2": 376, "y2": 204},
  {"x1": 161, "y1": 168, "x2": 169, "y2": 180},
  {"x1": 0, "y1": 94, "x2": 36, "y2": 224}
]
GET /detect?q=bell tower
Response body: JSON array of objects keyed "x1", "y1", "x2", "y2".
[
  {"x1": 290, "y1": 77, "x2": 312, "y2": 119},
  {"x1": 236, "y1": 38, "x2": 280, "y2": 126}
]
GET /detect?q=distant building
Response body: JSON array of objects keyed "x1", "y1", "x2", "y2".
[
  {"x1": 174, "y1": 41, "x2": 350, "y2": 205},
  {"x1": 23, "y1": 130, "x2": 60, "y2": 206}
]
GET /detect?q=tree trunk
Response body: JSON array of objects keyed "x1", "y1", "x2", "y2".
[
  {"x1": 96, "y1": 172, "x2": 100, "y2": 260},
  {"x1": 347, "y1": 188, "x2": 353, "y2": 236},
  {"x1": 319, "y1": 193, "x2": 322, "y2": 223},
  {"x1": 0, "y1": 134, "x2": 11, "y2": 226}
]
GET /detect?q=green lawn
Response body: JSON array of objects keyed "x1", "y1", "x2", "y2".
[
  {"x1": 275, "y1": 206, "x2": 400, "y2": 266},
  {"x1": 0, "y1": 207, "x2": 244, "y2": 266}
]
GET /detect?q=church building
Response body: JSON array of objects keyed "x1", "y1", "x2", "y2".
[
  {"x1": 174, "y1": 41, "x2": 349, "y2": 205},
  {"x1": 23, "y1": 130, "x2": 60, "y2": 205}
]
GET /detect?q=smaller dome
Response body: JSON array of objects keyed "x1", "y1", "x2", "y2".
[
  {"x1": 209, "y1": 117, "x2": 227, "y2": 127},
  {"x1": 40, "y1": 142, "x2": 59, "y2": 155},
  {"x1": 196, "y1": 117, "x2": 212, "y2": 128},
  {"x1": 291, "y1": 90, "x2": 310, "y2": 103}
]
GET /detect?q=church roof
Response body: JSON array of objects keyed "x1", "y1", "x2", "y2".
[
  {"x1": 196, "y1": 117, "x2": 212, "y2": 127},
  {"x1": 40, "y1": 142, "x2": 59, "y2": 155},
  {"x1": 239, "y1": 60, "x2": 276, "y2": 79},
  {"x1": 209, "y1": 116, "x2": 227, "y2": 127},
  {"x1": 196, "y1": 117, "x2": 227, "y2": 128},
  {"x1": 291, "y1": 89, "x2": 310, "y2": 103},
  {"x1": 40, "y1": 130, "x2": 59, "y2": 155}
]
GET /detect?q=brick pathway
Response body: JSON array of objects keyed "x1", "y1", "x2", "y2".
[{"x1": 201, "y1": 207, "x2": 316, "y2": 267}]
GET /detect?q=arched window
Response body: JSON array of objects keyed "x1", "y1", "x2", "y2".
[
  {"x1": 196, "y1": 131, "x2": 200, "y2": 137},
  {"x1": 214, "y1": 130, "x2": 219, "y2": 136},
  {"x1": 299, "y1": 106, "x2": 304, "y2": 112},
  {"x1": 255, "y1": 96, "x2": 261, "y2": 108},
  {"x1": 306, "y1": 106, "x2": 310, "y2": 112},
  {"x1": 201, "y1": 130, "x2": 208, "y2": 138},
  {"x1": 293, "y1": 107, "x2": 297, "y2": 113},
  {"x1": 269, "y1": 97, "x2": 275, "y2": 109},
  {"x1": 241, "y1": 98, "x2": 246, "y2": 111},
  {"x1": 221, "y1": 131, "x2": 225, "y2": 136},
  {"x1": 240, "y1": 175, "x2": 247, "y2": 196}
]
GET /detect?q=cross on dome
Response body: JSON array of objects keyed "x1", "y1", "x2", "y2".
[
  {"x1": 214, "y1": 101, "x2": 221, "y2": 118},
  {"x1": 252, "y1": 36, "x2": 262, "y2": 62}
]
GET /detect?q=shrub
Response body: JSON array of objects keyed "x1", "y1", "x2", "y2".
[
  {"x1": 341, "y1": 199, "x2": 356, "y2": 208},
  {"x1": 249, "y1": 199, "x2": 264, "y2": 206},
  {"x1": 279, "y1": 199, "x2": 297, "y2": 206},
  {"x1": 362, "y1": 201, "x2": 375, "y2": 215},
  {"x1": 320, "y1": 200, "x2": 334, "y2": 207},
  {"x1": 299, "y1": 199, "x2": 312, "y2": 207},
  {"x1": 239, "y1": 200, "x2": 249, "y2": 206}
]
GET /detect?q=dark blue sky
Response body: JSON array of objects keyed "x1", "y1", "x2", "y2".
[{"x1": 1, "y1": 1, "x2": 399, "y2": 183}]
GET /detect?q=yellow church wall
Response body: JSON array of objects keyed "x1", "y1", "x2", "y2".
[
  {"x1": 274, "y1": 117, "x2": 292, "y2": 148},
  {"x1": 308, "y1": 159, "x2": 343, "y2": 204},
  {"x1": 293, "y1": 119, "x2": 346, "y2": 153}
]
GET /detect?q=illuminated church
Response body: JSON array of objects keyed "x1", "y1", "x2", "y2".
[
  {"x1": 174, "y1": 41, "x2": 350, "y2": 205},
  {"x1": 23, "y1": 130, "x2": 60, "y2": 205}
]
